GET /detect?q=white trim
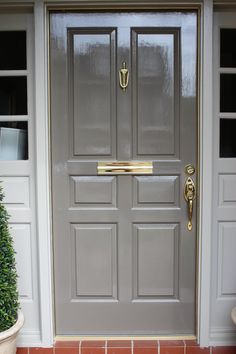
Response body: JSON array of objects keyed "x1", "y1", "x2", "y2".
[
  {"x1": 210, "y1": 329, "x2": 236, "y2": 347},
  {"x1": 209, "y1": 10, "x2": 236, "y2": 347},
  {"x1": 34, "y1": 0, "x2": 54, "y2": 347},
  {"x1": 198, "y1": 0, "x2": 213, "y2": 347},
  {"x1": 17, "y1": 331, "x2": 41, "y2": 347}
]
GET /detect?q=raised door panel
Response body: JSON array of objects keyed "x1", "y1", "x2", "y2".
[
  {"x1": 70, "y1": 176, "x2": 117, "y2": 207},
  {"x1": 132, "y1": 29, "x2": 179, "y2": 158},
  {"x1": 69, "y1": 29, "x2": 117, "y2": 158},
  {"x1": 133, "y1": 224, "x2": 179, "y2": 298},
  {"x1": 133, "y1": 176, "x2": 179, "y2": 207},
  {"x1": 71, "y1": 224, "x2": 117, "y2": 299}
]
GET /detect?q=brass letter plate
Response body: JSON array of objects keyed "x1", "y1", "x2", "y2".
[{"x1": 97, "y1": 161, "x2": 153, "y2": 175}]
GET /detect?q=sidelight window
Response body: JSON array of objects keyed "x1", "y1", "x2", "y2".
[
  {"x1": 0, "y1": 31, "x2": 28, "y2": 160},
  {"x1": 219, "y1": 28, "x2": 236, "y2": 158}
]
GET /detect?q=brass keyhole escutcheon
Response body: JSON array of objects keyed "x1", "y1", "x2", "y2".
[
  {"x1": 185, "y1": 164, "x2": 195, "y2": 176},
  {"x1": 119, "y1": 62, "x2": 129, "y2": 91}
]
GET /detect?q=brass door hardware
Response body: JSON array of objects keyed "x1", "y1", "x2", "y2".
[
  {"x1": 184, "y1": 177, "x2": 196, "y2": 231},
  {"x1": 97, "y1": 161, "x2": 153, "y2": 175},
  {"x1": 185, "y1": 164, "x2": 195, "y2": 176},
  {"x1": 119, "y1": 62, "x2": 129, "y2": 91}
]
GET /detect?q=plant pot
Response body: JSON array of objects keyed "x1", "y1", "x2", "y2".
[{"x1": 0, "y1": 311, "x2": 24, "y2": 354}]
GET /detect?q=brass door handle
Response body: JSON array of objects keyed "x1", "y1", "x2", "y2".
[
  {"x1": 119, "y1": 62, "x2": 129, "y2": 91},
  {"x1": 184, "y1": 177, "x2": 196, "y2": 231}
]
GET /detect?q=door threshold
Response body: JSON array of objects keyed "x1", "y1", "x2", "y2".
[{"x1": 55, "y1": 335, "x2": 197, "y2": 341}]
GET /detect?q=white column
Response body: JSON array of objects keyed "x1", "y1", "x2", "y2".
[
  {"x1": 34, "y1": 0, "x2": 54, "y2": 346},
  {"x1": 198, "y1": 0, "x2": 213, "y2": 347}
]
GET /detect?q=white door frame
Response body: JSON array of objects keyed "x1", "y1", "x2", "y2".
[{"x1": 33, "y1": 0, "x2": 213, "y2": 347}]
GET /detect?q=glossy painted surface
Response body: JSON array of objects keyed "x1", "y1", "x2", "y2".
[
  {"x1": 50, "y1": 11, "x2": 197, "y2": 335},
  {"x1": 134, "y1": 31, "x2": 175, "y2": 156},
  {"x1": 72, "y1": 30, "x2": 116, "y2": 156}
]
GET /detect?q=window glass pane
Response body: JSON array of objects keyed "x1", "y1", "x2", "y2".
[
  {"x1": 0, "y1": 121, "x2": 28, "y2": 160},
  {"x1": 0, "y1": 77, "x2": 27, "y2": 115},
  {"x1": 221, "y1": 29, "x2": 236, "y2": 68},
  {"x1": 220, "y1": 74, "x2": 236, "y2": 112},
  {"x1": 220, "y1": 119, "x2": 236, "y2": 158},
  {"x1": 0, "y1": 31, "x2": 26, "y2": 70}
]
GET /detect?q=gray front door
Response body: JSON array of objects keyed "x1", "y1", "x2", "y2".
[{"x1": 50, "y1": 11, "x2": 198, "y2": 335}]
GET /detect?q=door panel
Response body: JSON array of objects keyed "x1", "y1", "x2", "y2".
[
  {"x1": 133, "y1": 176, "x2": 179, "y2": 207},
  {"x1": 132, "y1": 29, "x2": 178, "y2": 157},
  {"x1": 71, "y1": 176, "x2": 117, "y2": 207},
  {"x1": 50, "y1": 11, "x2": 198, "y2": 335},
  {"x1": 133, "y1": 223, "x2": 179, "y2": 298},
  {"x1": 69, "y1": 28, "x2": 117, "y2": 158},
  {"x1": 72, "y1": 223, "x2": 117, "y2": 298}
]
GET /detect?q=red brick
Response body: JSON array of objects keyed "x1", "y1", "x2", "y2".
[
  {"x1": 212, "y1": 347, "x2": 236, "y2": 354},
  {"x1": 17, "y1": 349, "x2": 28, "y2": 354},
  {"x1": 107, "y1": 341, "x2": 131, "y2": 348},
  {"x1": 186, "y1": 347, "x2": 210, "y2": 354},
  {"x1": 29, "y1": 349, "x2": 53, "y2": 354}
]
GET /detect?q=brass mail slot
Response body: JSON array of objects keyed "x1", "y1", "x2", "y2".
[{"x1": 97, "y1": 161, "x2": 153, "y2": 175}]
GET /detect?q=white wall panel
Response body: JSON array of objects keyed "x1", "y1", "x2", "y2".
[
  {"x1": 218, "y1": 222, "x2": 236, "y2": 296},
  {"x1": 219, "y1": 174, "x2": 236, "y2": 206},
  {"x1": 211, "y1": 11, "x2": 236, "y2": 346},
  {"x1": 1, "y1": 177, "x2": 30, "y2": 208},
  {"x1": 11, "y1": 223, "x2": 33, "y2": 299}
]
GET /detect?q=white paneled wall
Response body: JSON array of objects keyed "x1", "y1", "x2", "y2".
[
  {"x1": 0, "y1": 11, "x2": 41, "y2": 345},
  {"x1": 211, "y1": 11, "x2": 236, "y2": 345}
]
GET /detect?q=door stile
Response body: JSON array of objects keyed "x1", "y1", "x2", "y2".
[{"x1": 117, "y1": 26, "x2": 132, "y2": 161}]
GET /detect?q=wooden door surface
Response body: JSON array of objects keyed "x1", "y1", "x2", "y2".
[{"x1": 50, "y1": 11, "x2": 198, "y2": 335}]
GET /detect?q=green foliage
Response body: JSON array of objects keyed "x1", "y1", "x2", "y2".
[{"x1": 0, "y1": 185, "x2": 19, "y2": 332}]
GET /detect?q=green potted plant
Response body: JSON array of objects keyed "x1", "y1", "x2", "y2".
[{"x1": 0, "y1": 185, "x2": 24, "y2": 353}]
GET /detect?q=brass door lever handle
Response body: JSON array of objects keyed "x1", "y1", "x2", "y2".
[{"x1": 184, "y1": 177, "x2": 196, "y2": 231}]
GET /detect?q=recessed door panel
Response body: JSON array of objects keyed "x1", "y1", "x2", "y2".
[
  {"x1": 51, "y1": 11, "x2": 197, "y2": 335},
  {"x1": 132, "y1": 29, "x2": 178, "y2": 158},
  {"x1": 70, "y1": 176, "x2": 117, "y2": 207},
  {"x1": 133, "y1": 176, "x2": 179, "y2": 207},
  {"x1": 69, "y1": 29, "x2": 117, "y2": 158},
  {"x1": 71, "y1": 224, "x2": 117, "y2": 298},
  {"x1": 133, "y1": 224, "x2": 179, "y2": 298}
]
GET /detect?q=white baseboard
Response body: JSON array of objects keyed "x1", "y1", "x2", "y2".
[
  {"x1": 210, "y1": 328, "x2": 236, "y2": 346},
  {"x1": 16, "y1": 330, "x2": 43, "y2": 347}
]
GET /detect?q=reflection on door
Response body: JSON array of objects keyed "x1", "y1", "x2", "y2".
[{"x1": 50, "y1": 11, "x2": 198, "y2": 335}]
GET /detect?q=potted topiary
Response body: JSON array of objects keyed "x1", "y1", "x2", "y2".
[{"x1": 0, "y1": 185, "x2": 24, "y2": 353}]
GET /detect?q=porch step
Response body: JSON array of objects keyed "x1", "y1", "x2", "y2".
[{"x1": 17, "y1": 340, "x2": 236, "y2": 354}]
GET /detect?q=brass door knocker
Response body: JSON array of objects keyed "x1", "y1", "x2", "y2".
[{"x1": 119, "y1": 62, "x2": 129, "y2": 91}]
